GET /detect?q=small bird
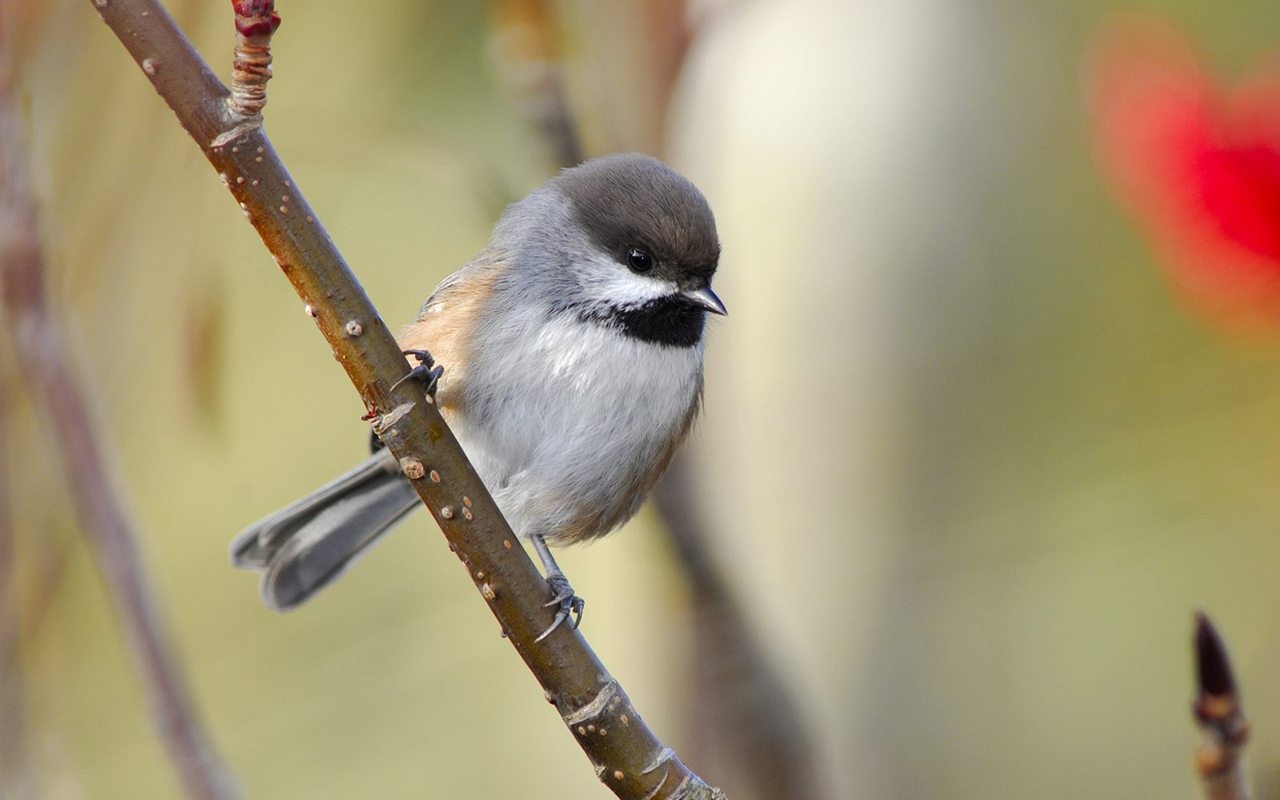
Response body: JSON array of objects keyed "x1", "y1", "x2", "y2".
[{"x1": 231, "y1": 153, "x2": 724, "y2": 639}]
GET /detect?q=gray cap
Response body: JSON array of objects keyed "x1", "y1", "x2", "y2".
[{"x1": 553, "y1": 153, "x2": 721, "y2": 288}]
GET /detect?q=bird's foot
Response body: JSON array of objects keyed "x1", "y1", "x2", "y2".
[
  {"x1": 391, "y1": 349, "x2": 444, "y2": 398},
  {"x1": 535, "y1": 572, "x2": 585, "y2": 643}
]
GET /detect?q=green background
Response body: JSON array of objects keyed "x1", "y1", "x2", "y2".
[{"x1": 5, "y1": 1, "x2": 1280, "y2": 798}]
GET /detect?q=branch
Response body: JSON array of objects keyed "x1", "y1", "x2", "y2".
[
  {"x1": 1193, "y1": 612, "x2": 1252, "y2": 800},
  {"x1": 88, "y1": 1, "x2": 724, "y2": 796},
  {"x1": 0, "y1": 81, "x2": 237, "y2": 800},
  {"x1": 228, "y1": 0, "x2": 280, "y2": 118},
  {"x1": 0, "y1": 199, "x2": 22, "y2": 794},
  {"x1": 655, "y1": 461, "x2": 827, "y2": 800},
  {"x1": 0, "y1": 327, "x2": 27, "y2": 799},
  {"x1": 489, "y1": 0, "x2": 584, "y2": 169}
]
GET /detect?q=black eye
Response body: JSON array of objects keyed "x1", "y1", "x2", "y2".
[{"x1": 626, "y1": 247, "x2": 654, "y2": 272}]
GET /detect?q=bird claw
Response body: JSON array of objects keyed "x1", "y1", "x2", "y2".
[
  {"x1": 535, "y1": 573, "x2": 584, "y2": 642},
  {"x1": 392, "y1": 349, "x2": 444, "y2": 397}
]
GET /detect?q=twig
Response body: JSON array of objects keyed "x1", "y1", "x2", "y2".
[
  {"x1": 0, "y1": 83, "x2": 238, "y2": 799},
  {"x1": 88, "y1": 1, "x2": 724, "y2": 796},
  {"x1": 0, "y1": 169, "x2": 23, "y2": 792},
  {"x1": 1193, "y1": 612, "x2": 1252, "y2": 800},
  {"x1": 644, "y1": 0, "x2": 696, "y2": 154},
  {"x1": 228, "y1": 0, "x2": 279, "y2": 118},
  {"x1": 0, "y1": 339, "x2": 28, "y2": 799},
  {"x1": 655, "y1": 460, "x2": 827, "y2": 800},
  {"x1": 489, "y1": 0, "x2": 584, "y2": 169}
]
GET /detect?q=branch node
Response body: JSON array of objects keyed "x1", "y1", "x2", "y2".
[
  {"x1": 209, "y1": 117, "x2": 262, "y2": 150},
  {"x1": 372, "y1": 402, "x2": 415, "y2": 436},
  {"x1": 563, "y1": 679, "x2": 619, "y2": 727},
  {"x1": 642, "y1": 746, "x2": 676, "y2": 776},
  {"x1": 640, "y1": 765, "x2": 669, "y2": 800}
]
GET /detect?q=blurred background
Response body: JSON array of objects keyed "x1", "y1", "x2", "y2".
[{"x1": 3, "y1": 0, "x2": 1280, "y2": 798}]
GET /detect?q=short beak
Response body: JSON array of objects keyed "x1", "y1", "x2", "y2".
[{"x1": 682, "y1": 286, "x2": 727, "y2": 316}]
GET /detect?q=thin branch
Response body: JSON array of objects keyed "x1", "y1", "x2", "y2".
[
  {"x1": 655, "y1": 460, "x2": 827, "y2": 800},
  {"x1": 0, "y1": 334, "x2": 29, "y2": 800},
  {"x1": 1193, "y1": 612, "x2": 1252, "y2": 800},
  {"x1": 0, "y1": 83, "x2": 238, "y2": 800},
  {"x1": 0, "y1": 177, "x2": 23, "y2": 793},
  {"x1": 228, "y1": 0, "x2": 279, "y2": 118},
  {"x1": 88, "y1": 1, "x2": 724, "y2": 796},
  {"x1": 489, "y1": 0, "x2": 584, "y2": 169}
]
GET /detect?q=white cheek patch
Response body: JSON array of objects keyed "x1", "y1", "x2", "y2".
[{"x1": 579, "y1": 257, "x2": 676, "y2": 308}]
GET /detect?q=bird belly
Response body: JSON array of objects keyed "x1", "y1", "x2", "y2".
[{"x1": 445, "y1": 315, "x2": 702, "y2": 544}]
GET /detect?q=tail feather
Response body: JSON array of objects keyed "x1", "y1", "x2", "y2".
[{"x1": 230, "y1": 450, "x2": 422, "y2": 610}]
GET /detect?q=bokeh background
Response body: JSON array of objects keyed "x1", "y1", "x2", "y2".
[{"x1": 4, "y1": 1, "x2": 1280, "y2": 798}]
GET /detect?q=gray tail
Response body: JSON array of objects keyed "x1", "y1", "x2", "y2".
[{"x1": 230, "y1": 449, "x2": 421, "y2": 610}]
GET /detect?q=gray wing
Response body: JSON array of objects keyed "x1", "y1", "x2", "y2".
[{"x1": 230, "y1": 449, "x2": 422, "y2": 610}]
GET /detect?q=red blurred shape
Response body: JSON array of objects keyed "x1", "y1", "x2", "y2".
[{"x1": 1089, "y1": 17, "x2": 1280, "y2": 331}]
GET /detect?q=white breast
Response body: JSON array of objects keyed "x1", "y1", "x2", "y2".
[{"x1": 445, "y1": 313, "x2": 703, "y2": 542}]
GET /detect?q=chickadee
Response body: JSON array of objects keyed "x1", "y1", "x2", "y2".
[{"x1": 231, "y1": 153, "x2": 725, "y2": 638}]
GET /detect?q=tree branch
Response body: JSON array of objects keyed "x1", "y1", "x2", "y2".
[
  {"x1": 87, "y1": 1, "x2": 724, "y2": 796},
  {"x1": 655, "y1": 460, "x2": 827, "y2": 800},
  {"x1": 1193, "y1": 612, "x2": 1252, "y2": 800},
  {"x1": 0, "y1": 80, "x2": 238, "y2": 800},
  {"x1": 489, "y1": 0, "x2": 584, "y2": 169},
  {"x1": 0, "y1": 323, "x2": 29, "y2": 800},
  {"x1": 0, "y1": 200, "x2": 24, "y2": 795}
]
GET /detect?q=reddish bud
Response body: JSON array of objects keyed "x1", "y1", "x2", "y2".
[
  {"x1": 1194, "y1": 611, "x2": 1237, "y2": 701},
  {"x1": 231, "y1": 0, "x2": 281, "y2": 37}
]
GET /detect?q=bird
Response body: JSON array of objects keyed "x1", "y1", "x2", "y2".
[{"x1": 230, "y1": 152, "x2": 725, "y2": 640}]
